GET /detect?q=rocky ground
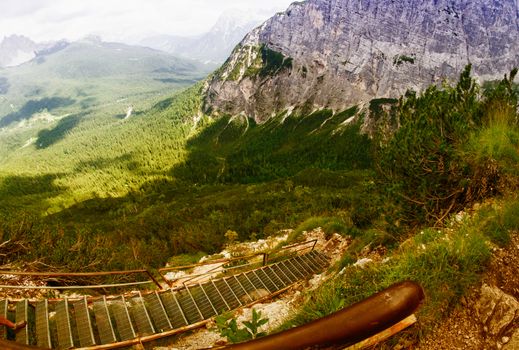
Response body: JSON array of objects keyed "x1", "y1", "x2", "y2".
[
  {"x1": 416, "y1": 232, "x2": 519, "y2": 350},
  {"x1": 157, "y1": 230, "x2": 518, "y2": 350},
  {"x1": 154, "y1": 228, "x2": 351, "y2": 350}
]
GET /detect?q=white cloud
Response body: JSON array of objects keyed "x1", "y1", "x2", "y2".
[{"x1": 0, "y1": 0, "x2": 298, "y2": 43}]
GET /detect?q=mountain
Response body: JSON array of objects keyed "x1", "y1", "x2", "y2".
[
  {"x1": 0, "y1": 35, "x2": 40, "y2": 67},
  {"x1": 140, "y1": 10, "x2": 264, "y2": 64},
  {"x1": 0, "y1": 35, "x2": 68, "y2": 68},
  {"x1": 204, "y1": 0, "x2": 519, "y2": 122},
  {"x1": 0, "y1": 38, "x2": 212, "y2": 128}
]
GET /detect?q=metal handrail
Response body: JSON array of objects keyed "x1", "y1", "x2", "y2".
[
  {"x1": 157, "y1": 252, "x2": 266, "y2": 287},
  {"x1": 279, "y1": 238, "x2": 318, "y2": 251},
  {"x1": 0, "y1": 240, "x2": 319, "y2": 292},
  {"x1": 0, "y1": 268, "x2": 163, "y2": 290},
  {"x1": 158, "y1": 240, "x2": 319, "y2": 287},
  {"x1": 265, "y1": 239, "x2": 318, "y2": 264}
]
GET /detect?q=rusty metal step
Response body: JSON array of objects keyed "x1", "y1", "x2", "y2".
[
  {"x1": 282, "y1": 259, "x2": 305, "y2": 279},
  {"x1": 226, "y1": 276, "x2": 253, "y2": 304},
  {"x1": 72, "y1": 296, "x2": 95, "y2": 347},
  {"x1": 187, "y1": 284, "x2": 217, "y2": 319},
  {"x1": 35, "y1": 300, "x2": 52, "y2": 349},
  {"x1": 245, "y1": 271, "x2": 269, "y2": 296},
  {"x1": 15, "y1": 299, "x2": 28, "y2": 345},
  {"x1": 176, "y1": 289, "x2": 203, "y2": 324},
  {"x1": 159, "y1": 290, "x2": 189, "y2": 329},
  {"x1": 236, "y1": 273, "x2": 257, "y2": 296},
  {"x1": 144, "y1": 292, "x2": 172, "y2": 332},
  {"x1": 300, "y1": 253, "x2": 322, "y2": 274},
  {"x1": 201, "y1": 281, "x2": 229, "y2": 313},
  {"x1": 213, "y1": 279, "x2": 241, "y2": 310},
  {"x1": 255, "y1": 268, "x2": 278, "y2": 293},
  {"x1": 55, "y1": 298, "x2": 74, "y2": 350},
  {"x1": 130, "y1": 292, "x2": 154, "y2": 336},
  {"x1": 110, "y1": 296, "x2": 136, "y2": 341},
  {"x1": 271, "y1": 264, "x2": 293, "y2": 285},
  {"x1": 293, "y1": 255, "x2": 316, "y2": 275},
  {"x1": 92, "y1": 296, "x2": 116, "y2": 345},
  {"x1": 278, "y1": 260, "x2": 301, "y2": 282}
]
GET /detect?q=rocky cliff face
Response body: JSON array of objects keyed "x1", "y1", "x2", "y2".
[
  {"x1": 0, "y1": 35, "x2": 68, "y2": 68},
  {"x1": 204, "y1": 0, "x2": 519, "y2": 122},
  {"x1": 0, "y1": 35, "x2": 38, "y2": 67}
]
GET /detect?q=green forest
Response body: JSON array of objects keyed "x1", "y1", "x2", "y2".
[
  {"x1": 0, "y1": 62, "x2": 518, "y2": 344},
  {"x1": 1, "y1": 65, "x2": 517, "y2": 277}
]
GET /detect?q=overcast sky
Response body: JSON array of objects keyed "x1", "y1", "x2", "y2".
[{"x1": 0, "y1": 0, "x2": 297, "y2": 43}]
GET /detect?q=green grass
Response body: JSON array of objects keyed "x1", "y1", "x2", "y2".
[
  {"x1": 278, "y1": 204, "x2": 496, "y2": 341},
  {"x1": 283, "y1": 216, "x2": 353, "y2": 246},
  {"x1": 0, "y1": 89, "x2": 377, "y2": 271}
]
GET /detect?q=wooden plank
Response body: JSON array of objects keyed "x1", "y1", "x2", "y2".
[
  {"x1": 72, "y1": 296, "x2": 96, "y2": 347},
  {"x1": 92, "y1": 296, "x2": 116, "y2": 345},
  {"x1": 15, "y1": 300, "x2": 28, "y2": 345},
  {"x1": 55, "y1": 298, "x2": 74, "y2": 350},
  {"x1": 344, "y1": 314, "x2": 418, "y2": 350},
  {"x1": 35, "y1": 300, "x2": 52, "y2": 349}
]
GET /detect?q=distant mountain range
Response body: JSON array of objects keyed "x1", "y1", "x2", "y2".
[
  {"x1": 0, "y1": 35, "x2": 67, "y2": 68},
  {"x1": 139, "y1": 10, "x2": 265, "y2": 64}
]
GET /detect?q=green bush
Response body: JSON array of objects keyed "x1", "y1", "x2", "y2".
[
  {"x1": 279, "y1": 214, "x2": 491, "y2": 334},
  {"x1": 502, "y1": 199, "x2": 519, "y2": 230},
  {"x1": 376, "y1": 65, "x2": 518, "y2": 225}
]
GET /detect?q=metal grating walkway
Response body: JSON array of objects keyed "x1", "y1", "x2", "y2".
[{"x1": 0, "y1": 250, "x2": 329, "y2": 349}]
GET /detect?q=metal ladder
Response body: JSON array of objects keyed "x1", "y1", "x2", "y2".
[{"x1": 0, "y1": 251, "x2": 329, "y2": 349}]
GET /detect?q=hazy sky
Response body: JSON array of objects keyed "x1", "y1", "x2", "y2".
[{"x1": 0, "y1": 0, "x2": 297, "y2": 43}]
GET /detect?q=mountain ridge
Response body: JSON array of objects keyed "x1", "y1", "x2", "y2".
[
  {"x1": 204, "y1": 0, "x2": 519, "y2": 122},
  {"x1": 140, "y1": 10, "x2": 264, "y2": 64}
]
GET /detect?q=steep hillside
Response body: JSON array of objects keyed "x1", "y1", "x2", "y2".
[
  {"x1": 0, "y1": 38, "x2": 211, "y2": 127},
  {"x1": 204, "y1": 0, "x2": 519, "y2": 122}
]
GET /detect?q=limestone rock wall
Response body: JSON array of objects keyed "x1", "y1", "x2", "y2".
[{"x1": 204, "y1": 0, "x2": 519, "y2": 122}]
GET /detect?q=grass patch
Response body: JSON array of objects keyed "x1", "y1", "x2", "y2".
[
  {"x1": 278, "y1": 206, "x2": 496, "y2": 340},
  {"x1": 283, "y1": 216, "x2": 354, "y2": 246},
  {"x1": 167, "y1": 252, "x2": 207, "y2": 267}
]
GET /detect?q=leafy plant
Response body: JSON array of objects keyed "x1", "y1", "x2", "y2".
[
  {"x1": 216, "y1": 309, "x2": 269, "y2": 344},
  {"x1": 375, "y1": 65, "x2": 518, "y2": 225}
]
